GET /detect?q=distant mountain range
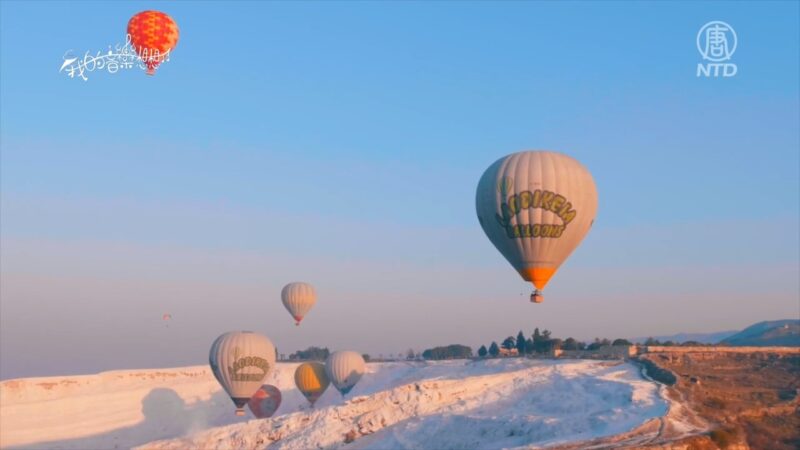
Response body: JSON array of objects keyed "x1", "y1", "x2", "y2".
[
  {"x1": 632, "y1": 319, "x2": 799, "y2": 346},
  {"x1": 631, "y1": 330, "x2": 738, "y2": 344},
  {"x1": 721, "y1": 319, "x2": 800, "y2": 347}
]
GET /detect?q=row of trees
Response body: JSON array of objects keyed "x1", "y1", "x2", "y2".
[
  {"x1": 477, "y1": 328, "x2": 635, "y2": 358},
  {"x1": 421, "y1": 344, "x2": 473, "y2": 360},
  {"x1": 288, "y1": 346, "x2": 330, "y2": 361},
  {"x1": 287, "y1": 333, "x2": 709, "y2": 363},
  {"x1": 287, "y1": 346, "x2": 374, "y2": 362}
]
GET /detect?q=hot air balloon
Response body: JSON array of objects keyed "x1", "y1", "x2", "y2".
[
  {"x1": 209, "y1": 331, "x2": 276, "y2": 416},
  {"x1": 325, "y1": 351, "x2": 365, "y2": 397},
  {"x1": 294, "y1": 361, "x2": 330, "y2": 406},
  {"x1": 281, "y1": 282, "x2": 316, "y2": 326},
  {"x1": 127, "y1": 10, "x2": 179, "y2": 75},
  {"x1": 476, "y1": 151, "x2": 598, "y2": 303},
  {"x1": 247, "y1": 384, "x2": 282, "y2": 419}
]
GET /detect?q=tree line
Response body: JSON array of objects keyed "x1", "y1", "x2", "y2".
[
  {"x1": 284, "y1": 333, "x2": 714, "y2": 363},
  {"x1": 478, "y1": 328, "x2": 635, "y2": 358}
]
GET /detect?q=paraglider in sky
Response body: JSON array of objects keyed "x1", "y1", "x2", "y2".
[
  {"x1": 127, "y1": 10, "x2": 179, "y2": 76},
  {"x1": 247, "y1": 384, "x2": 282, "y2": 419},
  {"x1": 294, "y1": 361, "x2": 330, "y2": 406},
  {"x1": 281, "y1": 282, "x2": 316, "y2": 326},
  {"x1": 325, "y1": 351, "x2": 365, "y2": 397},
  {"x1": 162, "y1": 313, "x2": 171, "y2": 328},
  {"x1": 476, "y1": 150, "x2": 598, "y2": 303},
  {"x1": 209, "y1": 331, "x2": 276, "y2": 416}
]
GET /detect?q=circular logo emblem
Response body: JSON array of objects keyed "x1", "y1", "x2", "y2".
[{"x1": 697, "y1": 21, "x2": 737, "y2": 62}]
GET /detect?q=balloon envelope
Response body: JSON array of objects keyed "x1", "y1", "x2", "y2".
[
  {"x1": 281, "y1": 282, "x2": 316, "y2": 325},
  {"x1": 294, "y1": 361, "x2": 330, "y2": 406},
  {"x1": 247, "y1": 384, "x2": 282, "y2": 418},
  {"x1": 127, "y1": 10, "x2": 179, "y2": 75},
  {"x1": 325, "y1": 351, "x2": 365, "y2": 396},
  {"x1": 209, "y1": 331, "x2": 276, "y2": 415},
  {"x1": 476, "y1": 151, "x2": 598, "y2": 294}
]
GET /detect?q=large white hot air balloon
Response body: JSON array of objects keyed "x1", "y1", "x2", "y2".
[
  {"x1": 209, "y1": 331, "x2": 276, "y2": 415},
  {"x1": 325, "y1": 351, "x2": 365, "y2": 396},
  {"x1": 476, "y1": 150, "x2": 598, "y2": 303},
  {"x1": 281, "y1": 282, "x2": 317, "y2": 326}
]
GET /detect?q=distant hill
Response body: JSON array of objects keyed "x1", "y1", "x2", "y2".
[
  {"x1": 631, "y1": 330, "x2": 738, "y2": 345},
  {"x1": 721, "y1": 320, "x2": 800, "y2": 347}
]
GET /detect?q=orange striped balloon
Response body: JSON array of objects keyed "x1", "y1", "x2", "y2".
[{"x1": 127, "y1": 11, "x2": 179, "y2": 75}]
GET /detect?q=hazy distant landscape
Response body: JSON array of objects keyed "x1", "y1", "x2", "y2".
[
  {"x1": 1, "y1": 319, "x2": 797, "y2": 449},
  {"x1": 632, "y1": 320, "x2": 800, "y2": 347}
]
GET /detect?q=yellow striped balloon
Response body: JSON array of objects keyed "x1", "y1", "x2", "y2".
[{"x1": 294, "y1": 361, "x2": 330, "y2": 406}]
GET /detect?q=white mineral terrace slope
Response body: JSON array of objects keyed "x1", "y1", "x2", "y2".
[{"x1": 1, "y1": 359, "x2": 669, "y2": 450}]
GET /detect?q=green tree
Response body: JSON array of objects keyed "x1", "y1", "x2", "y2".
[
  {"x1": 489, "y1": 341, "x2": 500, "y2": 357},
  {"x1": 478, "y1": 345, "x2": 488, "y2": 357},
  {"x1": 501, "y1": 336, "x2": 516, "y2": 350},
  {"x1": 587, "y1": 338, "x2": 611, "y2": 351},
  {"x1": 516, "y1": 331, "x2": 527, "y2": 355},
  {"x1": 533, "y1": 329, "x2": 549, "y2": 353},
  {"x1": 563, "y1": 337, "x2": 579, "y2": 350},
  {"x1": 289, "y1": 346, "x2": 330, "y2": 361},
  {"x1": 421, "y1": 344, "x2": 473, "y2": 360},
  {"x1": 525, "y1": 338, "x2": 534, "y2": 355},
  {"x1": 612, "y1": 338, "x2": 632, "y2": 346}
]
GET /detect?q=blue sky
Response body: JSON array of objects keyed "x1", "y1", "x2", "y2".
[{"x1": 1, "y1": 1, "x2": 798, "y2": 378}]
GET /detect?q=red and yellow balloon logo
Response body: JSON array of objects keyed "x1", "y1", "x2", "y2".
[{"x1": 127, "y1": 11, "x2": 179, "y2": 75}]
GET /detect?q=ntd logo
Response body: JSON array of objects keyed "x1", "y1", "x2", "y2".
[{"x1": 696, "y1": 21, "x2": 738, "y2": 78}]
